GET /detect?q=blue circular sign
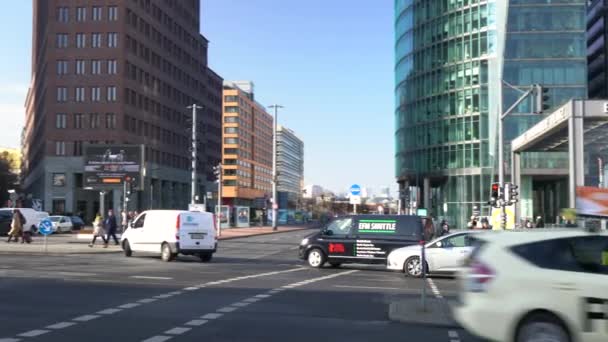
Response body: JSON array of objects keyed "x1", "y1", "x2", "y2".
[
  {"x1": 350, "y1": 184, "x2": 361, "y2": 196},
  {"x1": 38, "y1": 219, "x2": 54, "y2": 236}
]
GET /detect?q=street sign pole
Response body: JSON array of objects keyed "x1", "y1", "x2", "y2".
[{"x1": 38, "y1": 219, "x2": 54, "y2": 254}]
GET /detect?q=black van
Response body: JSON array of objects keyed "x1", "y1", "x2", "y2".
[{"x1": 298, "y1": 215, "x2": 424, "y2": 268}]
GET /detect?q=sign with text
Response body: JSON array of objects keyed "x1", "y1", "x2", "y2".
[{"x1": 84, "y1": 145, "x2": 143, "y2": 188}]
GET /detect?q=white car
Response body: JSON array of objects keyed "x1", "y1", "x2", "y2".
[
  {"x1": 387, "y1": 230, "x2": 481, "y2": 277},
  {"x1": 48, "y1": 215, "x2": 73, "y2": 233},
  {"x1": 121, "y1": 210, "x2": 217, "y2": 262},
  {"x1": 453, "y1": 229, "x2": 608, "y2": 342},
  {"x1": 0, "y1": 208, "x2": 46, "y2": 233}
]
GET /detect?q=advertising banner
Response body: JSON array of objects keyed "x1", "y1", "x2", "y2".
[
  {"x1": 235, "y1": 206, "x2": 250, "y2": 228},
  {"x1": 576, "y1": 186, "x2": 608, "y2": 217},
  {"x1": 84, "y1": 145, "x2": 143, "y2": 187},
  {"x1": 216, "y1": 205, "x2": 231, "y2": 229}
]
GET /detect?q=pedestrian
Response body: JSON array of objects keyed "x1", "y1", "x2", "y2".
[
  {"x1": 121, "y1": 210, "x2": 128, "y2": 233},
  {"x1": 441, "y1": 220, "x2": 450, "y2": 235},
  {"x1": 481, "y1": 218, "x2": 492, "y2": 230},
  {"x1": 535, "y1": 216, "x2": 545, "y2": 228},
  {"x1": 6, "y1": 209, "x2": 24, "y2": 243},
  {"x1": 525, "y1": 219, "x2": 533, "y2": 229},
  {"x1": 89, "y1": 213, "x2": 107, "y2": 247},
  {"x1": 467, "y1": 216, "x2": 478, "y2": 229},
  {"x1": 104, "y1": 209, "x2": 119, "y2": 246}
]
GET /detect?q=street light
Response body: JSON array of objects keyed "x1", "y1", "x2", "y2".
[{"x1": 268, "y1": 104, "x2": 283, "y2": 231}]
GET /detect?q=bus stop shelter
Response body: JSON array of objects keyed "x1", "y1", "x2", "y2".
[{"x1": 511, "y1": 100, "x2": 608, "y2": 220}]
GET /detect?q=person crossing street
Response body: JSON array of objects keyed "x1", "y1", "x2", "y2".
[{"x1": 104, "y1": 209, "x2": 119, "y2": 247}]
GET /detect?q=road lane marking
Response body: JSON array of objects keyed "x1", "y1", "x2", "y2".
[
  {"x1": 254, "y1": 294, "x2": 271, "y2": 299},
  {"x1": 201, "y1": 313, "x2": 223, "y2": 320},
  {"x1": 72, "y1": 314, "x2": 100, "y2": 322},
  {"x1": 142, "y1": 336, "x2": 172, "y2": 342},
  {"x1": 168, "y1": 291, "x2": 182, "y2": 296},
  {"x1": 427, "y1": 278, "x2": 443, "y2": 299},
  {"x1": 243, "y1": 298, "x2": 260, "y2": 303},
  {"x1": 185, "y1": 320, "x2": 208, "y2": 326},
  {"x1": 97, "y1": 308, "x2": 123, "y2": 315},
  {"x1": 131, "y1": 276, "x2": 173, "y2": 280},
  {"x1": 46, "y1": 322, "x2": 76, "y2": 330},
  {"x1": 17, "y1": 330, "x2": 49, "y2": 338},
  {"x1": 333, "y1": 285, "x2": 404, "y2": 291},
  {"x1": 183, "y1": 287, "x2": 199, "y2": 291},
  {"x1": 164, "y1": 327, "x2": 191, "y2": 335},
  {"x1": 138, "y1": 298, "x2": 158, "y2": 304},
  {"x1": 0, "y1": 338, "x2": 21, "y2": 342},
  {"x1": 231, "y1": 302, "x2": 251, "y2": 307},
  {"x1": 217, "y1": 306, "x2": 237, "y2": 313},
  {"x1": 448, "y1": 331, "x2": 458, "y2": 338}
]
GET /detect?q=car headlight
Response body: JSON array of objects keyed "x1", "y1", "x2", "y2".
[{"x1": 300, "y1": 238, "x2": 309, "y2": 246}]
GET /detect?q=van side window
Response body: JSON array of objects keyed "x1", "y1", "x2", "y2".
[
  {"x1": 325, "y1": 218, "x2": 352, "y2": 236},
  {"x1": 133, "y1": 214, "x2": 146, "y2": 229}
]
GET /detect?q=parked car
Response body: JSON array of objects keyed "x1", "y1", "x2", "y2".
[
  {"x1": 299, "y1": 215, "x2": 424, "y2": 268},
  {"x1": 0, "y1": 209, "x2": 13, "y2": 236},
  {"x1": 70, "y1": 216, "x2": 85, "y2": 230},
  {"x1": 453, "y1": 229, "x2": 608, "y2": 342},
  {"x1": 48, "y1": 216, "x2": 73, "y2": 233},
  {"x1": 387, "y1": 230, "x2": 482, "y2": 277},
  {"x1": 121, "y1": 210, "x2": 217, "y2": 262}
]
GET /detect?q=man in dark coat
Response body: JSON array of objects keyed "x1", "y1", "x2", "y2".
[{"x1": 104, "y1": 209, "x2": 119, "y2": 246}]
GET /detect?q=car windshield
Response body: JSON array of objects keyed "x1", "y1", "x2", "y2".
[
  {"x1": 71, "y1": 217, "x2": 83, "y2": 223},
  {"x1": 49, "y1": 217, "x2": 62, "y2": 222}
]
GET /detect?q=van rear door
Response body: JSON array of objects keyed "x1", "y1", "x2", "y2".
[{"x1": 178, "y1": 212, "x2": 215, "y2": 251}]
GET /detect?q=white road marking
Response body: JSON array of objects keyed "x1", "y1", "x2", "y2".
[
  {"x1": 185, "y1": 320, "x2": 208, "y2": 326},
  {"x1": 183, "y1": 287, "x2": 199, "y2": 291},
  {"x1": 18, "y1": 330, "x2": 49, "y2": 338},
  {"x1": 72, "y1": 314, "x2": 100, "y2": 322},
  {"x1": 0, "y1": 338, "x2": 21, "y2": 342},
  {"x1": 333, "y1": 285, "x2": 403, "y2": 291},
  {"x1": 231, "y1": 302, "x2": 251, "y2": 307},
  {"x1": 154, "y1": 294, "x2": 173, "y2": 299},
  {"x1": 141, "y1": 336, "x2": 172, "y2": 342},
  {"x1": 120, "y1": 303, "x2": 142, "y2": 309},
  {"x1": 201, "y1": 313, "x2": 223, "y2": 320},
  {"x1": 131, "y1": 276, "x2": 173, "y2": 280},
  {"x1": 168, "y1": 291, "x2": 182, "y2": 296},
  {"x1": 138, "y1": 298, "x2": 158, "y2": 304},
  {"x1": 46, "y1": 322, "x2": 76, "y2": 330},
  {"x1": 217, "y1": 306, "x2": 237, "y2": 313},
  {"x1": 164, "y1": 327, "x2": 191, "y2": 335},
  {"x1": 448, "y1": 331, "x2": 458, "y2": 338},
  {"x1": 243, "y1": 298, "x2": 260, "y2": 303},
  {"x1": 427, "y1": 278, "x2": 443, "y2": 299},
  {"x1": 254, "y1": 294, "x2": 271, "y2": 299},
  {"x1": 97, "y1": 308, "x2": 123, "y2": 315}
]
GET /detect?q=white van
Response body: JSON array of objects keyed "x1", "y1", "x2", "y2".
[
  {"x1": 120, "y1": 210, "x2": 217, "y2": 262},
  {"x1": 0, "y1": 208, "x2": 46, "y2": 232}
]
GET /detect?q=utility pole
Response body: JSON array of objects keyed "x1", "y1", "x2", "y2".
[
  {"x1": 188, "y1": 104, "x2": 203, "y2": 205},
  {"x1": 269, "y1": 104, "x2": 283, "y2": 231},
  {"x1": 214, "y1": 164, "x2": 222, "y2": 236}
]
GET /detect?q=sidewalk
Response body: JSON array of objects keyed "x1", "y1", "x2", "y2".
[{"x1": 0, "y1": 225, "x2": 312, "y2": 255}]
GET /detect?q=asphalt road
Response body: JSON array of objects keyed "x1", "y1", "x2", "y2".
[{"x1": 0, "y1": 229, "x2": 482, "y2": 342}]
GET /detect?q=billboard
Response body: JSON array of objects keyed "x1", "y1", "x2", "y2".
[
  {"x1": 576, "y1": 186, "x2": 608, "y2": 217},
  {"x1": 84, "y1": 145, "x2": 143, "y2": 187}
]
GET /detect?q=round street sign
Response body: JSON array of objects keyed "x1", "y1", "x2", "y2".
[
  {"x1": 349, "y1": 184, "x2": 361, "y2": 196},
  {"x1": 38, "y1": 219, "x2": 54, "y2": 236}
]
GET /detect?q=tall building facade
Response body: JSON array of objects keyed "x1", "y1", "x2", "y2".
[
  {"x1": 395, "y1": 0, "x2": 587, "y2": 226},
  {"x1": 589, "y1": 0, "x2": 608, "y2": 99},
  {"x1": 23, "y1": 0, "x2": 223, "y2": 220},
  {"x1": 276, "y1": 125, "x2": 304, "y2": 209},
  {"x1": 221, "y1": 81, "x2": 273, "y2": 208}
]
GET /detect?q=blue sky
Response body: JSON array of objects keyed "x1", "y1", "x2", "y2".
[{"x1": 0, "y1": 1, "x2": 395, "y2": 194}]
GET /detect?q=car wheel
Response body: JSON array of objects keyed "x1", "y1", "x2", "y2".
[
  {"x1": 161, "y1": 243, "x2": 175, "y2": 262},
  {"x1": 516, "y1": 313, "x2": 570, "y2": 342},
  {"x1": 404, "y1": 256, "x2": 423, "y2": 277},
  {"x1": 307, "y1": 248, "x2": 326, "y2": 268},
  {"x1": 199, "y1": 253, "x2": 213, "y2": 262},
  {"x1": 123, "y1": 240, "x2": 133, "y2": 257},
  {"x1": 329, "y1": 262, "x2": 341, "y2": 268}
]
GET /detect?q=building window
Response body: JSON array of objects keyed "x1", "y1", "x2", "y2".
[
  {"x1": 225, "y1": 106, "x2": 239, "y2": 113},
  {"x1": 76, "y1": 33, "x2": 86, "y2": 48},
  {"x1": 224, "y1": 138, "x2": 238, "y2": 145},
  {"x1": 91, "y1": 87, "x2": 101, "y2": 102},
  {"x1": 52, "y1": 199, "x2": 66, "y2": 214},
  {"x1": 55, "y1": 141, "x2": 66, "y2": 156},
  {"x1": 92, "y1": 33, "x2": 102, "y2": 48},
  {"x1": 76, "y1": 59, "x2": 86, "y2": 74},
  {"x1": 224, "y1": 116, "x2": 238, "y2": 123},
  {"x1": 75, "y1": 87, "x2": 86, "y2": 102},
  {"x1": 92, "y1": 60, "x2": 101, "y2": 74},
  {"x1": 89, "y1": 113, "x2": 100, "y2": 129},
  {"x1": 74, "y1": 113, "x2": 84, "y2": 129},
  {"x1": 56, "y1": 87, "x2": 68, "y2": 102},
  {"x1": 52, "y1": 173, "x2": 66, "y2": 187},
  {"x1": 108, "y1": 6, "x2": 118, "y2": 21},
  {"x1": 55, "y1": 113, "x2": 67, "y2": 129},
  {"x1": 56, "y1": 60, "x2": 68, "y2": 75},
  {"x1": 92, "y1": 6, "x2": 102, "y2": 21},
  {"x1": 57, "y1": 7, "x2": 69, "y2": 22},
  {"x1": 73, "y1": 141, "x2": 83, "y2": 156},
  {"x1": 107, "y1": 60, "x2": 117, "y2": 74},
  {"x1": 107, "y1": 86, "x2": 117, "y2": 102},
  {"x1": 107, "y1": 33, "x2": 118, "y2": 48},
  {"x1": 105, "y1": 113, "x2": 116, "y2": 129},
  {"x1": 56, "y1": 34, "x2": 68, "y2": 48},
  {"x1": 224, "y1": 127, "x2": 238, "y2": 134},
  {"x1": 76, "y1": 7, "x2": 86, "y2": 22}
]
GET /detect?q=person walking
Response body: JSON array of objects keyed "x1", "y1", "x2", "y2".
[
  {"x1": 89, "y1": 213, "x2": 107, "y2": 247},
  {"x1": 7, "y1": 209, "x2": 24, "y2": 243},
  {"x1": 535, "y1": 216, "x2": 545, "y2": 228},
  {"x1": 104, "y1": 209, "x2": 119, "y2": 246}
]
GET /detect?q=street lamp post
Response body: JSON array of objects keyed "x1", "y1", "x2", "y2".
[
  {"x1": 269, "y1": 104, "x2": 283, "y2": 231},
  {"x1": 187, "y1": 104, "x2": 203, "y2": 205}
]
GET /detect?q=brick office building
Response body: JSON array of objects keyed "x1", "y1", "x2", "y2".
[{"x1": 23, "y1": 0, "x2": 222, "y2": 221}]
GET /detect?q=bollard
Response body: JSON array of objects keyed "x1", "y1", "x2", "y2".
[{"x1": 420, "y1": 240, "x2": 427, "y2": 311}]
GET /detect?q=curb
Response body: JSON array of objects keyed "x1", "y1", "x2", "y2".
[{"x1": 218, "y1": 227, "x2": 313, "y2": 241}]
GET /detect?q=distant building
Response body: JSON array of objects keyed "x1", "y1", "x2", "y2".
[
  {"x1": 589, "y1": 0, "x2": 608, "y2": 99},
  {"x1": 221, "y1": 81, "x2": 273, "y2": 208},
  {"x1": 277, "y1": 125, "x2": 304, "y2": 209},
  {"x1": 303, "y1": 185, "x2": 323, "y2": 199}
]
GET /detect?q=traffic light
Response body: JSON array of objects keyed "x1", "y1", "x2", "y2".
[
  {"x1": 213, "y1": 164, "x2": 221, "y2": 182},
  {"x1": 503, "y1": 182, "x2": 519, "y2": 205},
  {"x1": 488, "y1": 182, "x2": 501, "y2": 208},
  {"x1": 535, "y1": 84, "x2": 550, "y2": 114}
]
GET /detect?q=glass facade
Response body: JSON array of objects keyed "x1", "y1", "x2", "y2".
[{"x1": 395, "y1": 0, "x2": 587, "y2": 226}]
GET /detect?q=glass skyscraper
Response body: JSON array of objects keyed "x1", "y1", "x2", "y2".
[{"x1": 395, "y1": 0, "x2": 587, "y2": 226}]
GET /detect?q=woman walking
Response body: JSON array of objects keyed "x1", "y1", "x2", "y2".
[
  {"x1": 7, "y1": 209, "x2": 24, "y2": 243},
  {"x1": 89, "y1": 213, "x2": 107, "y2": 247}
]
